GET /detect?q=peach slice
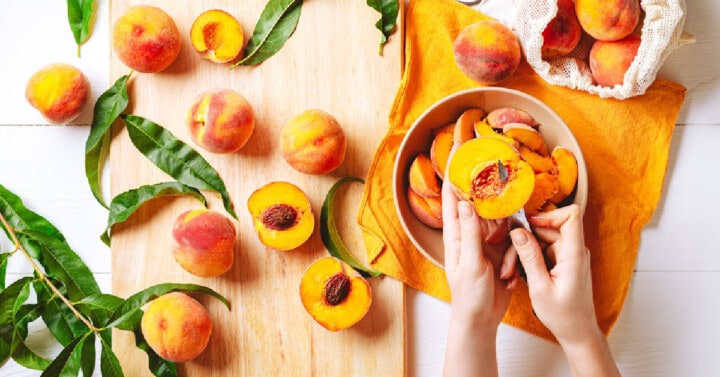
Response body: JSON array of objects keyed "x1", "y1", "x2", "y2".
[
  {"x1": 407, "y1": 188, "x2": 443, "y2": 229},
  {"x1": 549, "y1": 147, "x2": 579, "y2": 204},
  {"x1": 408, "y1": 154, "x2": 441, "y2": 199},
  {"x1": 519, "y1": 145, "x2": 554, "y2": 174},
  {"x1": 524, "y1": 173, "x2": 560, "y2": 215},
  {"x1": 486, "y1": 107, "x2": 539, "y2": 129},
  {"x1": 503, "y1": 123, "x2": 549, "y2": 155},
  {"x1": 299, "y1": 257, "x2": 372, "y2": 332},
  {"x1": 448, "y1": 137, "x2": 535, "y2": 219},
  {"x1": 190, "y1": 9, "x2": 245, "y2": 64},
  {"x1": 454, "y1": 108, "x2": 486, "y2": 145},
  {"x1": 247, "y1": 181, "x2": 314, "y2": 251},
  {"x1": 430, "y1": 130, "x2": 454, "y2": 179},
  {"x1": 474, "y1": 119, "x2": 520, "y2": 149}
]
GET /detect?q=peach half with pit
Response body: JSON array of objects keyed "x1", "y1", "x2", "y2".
[
  {"x1": 190, "y1": 9, "x2": 245, "y2": 64},
  {"x1": 247, "y1": 181, "x2": 314, "y2": 251},
  {"x1": 171, "y1": 209, "x2": 236, "y2": 277},
  {"x1": 186, "y1": 89, "x2": 255, "y2": 154},
  {"x1": 299, "y1": 257, "x2": 372, "y2": 332},
  {"x1": 141, "y1": 292, "x2": 213, "y2": 363},
  {"x1": 25, "y1": 63, "x2": 90, "y2": 124},
  {"x1": 447, "y1": 137, "x2": 535, "y2": 220},
  {"x1": 112, "y1": 5, "x2": 181, "y2": 73}
]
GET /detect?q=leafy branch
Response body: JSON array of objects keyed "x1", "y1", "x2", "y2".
[{"x1": 0, "y1": 185, "x2": 229, "y2": 376}]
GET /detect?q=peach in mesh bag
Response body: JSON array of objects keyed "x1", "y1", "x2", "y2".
[{"x1": 477, "y1": 0, "x2": 694, "y2": 99}]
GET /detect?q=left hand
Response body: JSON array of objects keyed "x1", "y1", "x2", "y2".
[{"x1": 442, "y1": 176, "x2": 519, "y2": 328}]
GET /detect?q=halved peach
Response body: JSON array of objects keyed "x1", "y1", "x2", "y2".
[
  {"x1": 518, "y1": 145, "x2": 555, "y2": 173},
  {"x1": 190, "y1": 9, "x2": 245, "y2": 63},
  {"x1": 524, "y1": 173, "x2": 559, "y2": 215},
  {"x1": 454, "y1": 108, "x2": 486, "y2": 145},
  {"x1": 549, "y1": 147, "x2": 578, "y2": 204},
  {"x1": 486, "y1": 107, "x2": 539, "y2": 129},
  {"x1": 299, "y1": 257, "x2": 372, "y2": 332},
  {"x1": 503, "y1": 123, "x2": 549, "y2": 155},
  {"x1": 407, "y1": 188, "x2": 443, "y2": 229},
  {"x1": 247, "y1": 181, "x2": 314, "y2": 251},
  {"x1": 448, "y1": 137, "x2": 535, "y2": 219},
  {"x1": 408, "y1": 154, "x2": 441, "y2": 198}
]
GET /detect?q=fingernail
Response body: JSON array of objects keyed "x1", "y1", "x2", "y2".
[
  {"x1": 500, "y1": 261, "x2": 509, "y2": 279},
  {"x1": 458, "y1": 201, "x2": 474, "y2": 219},
  {"x1": 510, "y1": 229, "x2": 528, "y2": 247}
]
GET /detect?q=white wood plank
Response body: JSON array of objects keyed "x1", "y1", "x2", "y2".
[
  {"x1": 409, "y1": 271, "x2": 720, "y2": 377},
  {"x1": 0, "y1": 0, "x2": 110, "y2": 125},
  {"x1": 637, "y1": 124, "x2": 720, "y2": 272}
]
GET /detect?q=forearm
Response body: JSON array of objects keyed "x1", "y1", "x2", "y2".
[
  {"x1": 443, "y1": 314, "x2": 499, "y2": 377},
  {"x1": 560, "y1": 328, "x2": 621, "y2": 377}
]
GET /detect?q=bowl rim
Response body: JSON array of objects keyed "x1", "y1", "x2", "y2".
[{"x1": 392, "y1": 86, "x2": 588, "y2": 270}]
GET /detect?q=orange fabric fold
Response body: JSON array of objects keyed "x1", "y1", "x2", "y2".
[{"x1": 357, "y1": 0, "x2": 686, "y2": 341}]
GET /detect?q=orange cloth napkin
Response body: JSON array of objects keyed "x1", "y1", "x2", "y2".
[{"x1": 358, "y1": 0, "x2": 686, "y2": 341}]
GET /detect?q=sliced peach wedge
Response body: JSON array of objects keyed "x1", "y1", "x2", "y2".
[
  {"x1": 549, "y1": 147, "x2": 579, "y2": 204},
  {"x1": 448, "y1": 137, "x2": 535, "y2": 219}
]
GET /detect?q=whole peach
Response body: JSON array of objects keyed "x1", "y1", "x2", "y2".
[
  {"x1": 576, "y1": 0, "x2": 640, "y2": 42},
  {"x1": 112, "y1": 5, "x2": 181, "y2": 73},
  {"x1": 589, "y1": 34, "x2": 641, "y2": 87},
  {"x1": 25, "y1": 63, "x2": 90, "y2": 124},
  {"x1": 541, "y1": 0, "x2": 582, "y2": 59},
  {"x1": 141, "y1": 292, "x2": 213, "y2": 362},
  {"x1": 186, "y1": 89, "x2": 255, "y2": 154},
  {"x1": 452, "y1": 20, "x2": 522, "y2": 85},
  {"x1": 172, "y1": 209, "x2": 236, "y2": 277},
  {"x1": 281, "y1": 109, "x2": 347, "y2": 175}
]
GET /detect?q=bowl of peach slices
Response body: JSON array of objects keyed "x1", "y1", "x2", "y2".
[{"x1": 393, "y1": 87, "x2": 588, "y2": 268}]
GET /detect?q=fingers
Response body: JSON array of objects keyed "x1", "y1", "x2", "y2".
[
  {"x1": 529, "y1": 204, "x2": 585, "y2": 257},
  {"x1": 457, "y1": 201, "x2": 487, "y2": 269},
  {"x1": 510, "y1": 228, "x2": 551, "y2": 290},
  {"x1": 442, "y1": 172, "x2": 460, "y2": 274},
  {"x1": 500, "y1": 245, "x2": 518, "y2": 280}
]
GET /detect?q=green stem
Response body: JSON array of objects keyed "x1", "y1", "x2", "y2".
[{"x1": 0, "y1": 211, "x2": 99, "y2": 333}]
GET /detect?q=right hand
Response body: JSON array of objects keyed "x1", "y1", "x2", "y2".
[{"x1": 509, "y1": 204, "x2": 600, "y2": 345}]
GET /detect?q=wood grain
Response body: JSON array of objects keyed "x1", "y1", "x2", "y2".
[{"x1": 108, "y1": 1, "x2": 404, "y2": 376}]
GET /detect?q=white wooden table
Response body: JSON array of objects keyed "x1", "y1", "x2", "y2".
[{"x1": 2, "y1": 1, "x2": 719, "y2": 376}]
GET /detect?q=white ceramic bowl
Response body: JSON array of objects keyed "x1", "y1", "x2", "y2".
[{"x1": 392, "y1": 87, "x2": 588, "y2": 268}]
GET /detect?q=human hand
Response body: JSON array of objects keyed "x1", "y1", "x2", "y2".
[
  {"x1": 442, "y1": 176, "x2": 518, "y2": 329},
  {"x1": 510, "y1": 204, "x2": 600, "y2": 345}
]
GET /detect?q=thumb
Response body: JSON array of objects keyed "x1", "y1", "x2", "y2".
[{"x1": 510, "y1": 228, "x2": 550, "y2": 289}]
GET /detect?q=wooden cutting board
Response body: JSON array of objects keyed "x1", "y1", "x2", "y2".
[{"x1": 108, "y1": 1, "x2": 405, "y2": 376}]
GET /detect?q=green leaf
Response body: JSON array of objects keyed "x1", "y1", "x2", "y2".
[
  {"x1": 67, "y1": 0, "x2": 94, "y2": 56},
  {"x1": 0, "y1": 252, "x2": 10, "y2": 289},
  {"x1": 40, "y1": 332, "x2": 91, "y2": 377},
  {"x1": 133, "y1": 328, "x2": 177, "y2": 377},
  {"x1": 321, "y1": 177, "x2": 382, "y2": 278},
  {"x1": 0, "y1": 278, "x2": 52, "y2": 370},
  {"x1": 234, "y1": 0, "x2": 302, "y2": 66},
  {"x1": 100, "y1": 339, "x2": 125, "y2": 377},
  {"x1": 122, "y1": 114, "x2": 237, "y2": 219},
  {"x1": 0, "y1": 184, "x2": 67, "y2": 262},
  {"x1": 85, "y1": 73, "x2": 131, "y2": 208},
  {"x1": 76, "y1": 293, "x2": 124, "y2": 318},
  {"x1": 33, "y1": 280, "x2": 87, "y2": 346},
  {"x1": 0, "y1": 277, "x2": 33, "y2": 361},
  {"x1": 14, "y1": 303, "x2": 43, "y2": 340},
  {"x1": 101, "y1": 181, "x2": 207, "y2": 246},
  {"x1": 80, "y1": 332, "x2": 96, "y2": 377},
  {"x1": 106, "y1": 283, "x2": 229, "y2": 329},
  {"x1": 366, "y1": 0, "x2": 399, "y2": 54},
  {"x1": 21, "y1": 230, "x2": 100, "y2": 302}
]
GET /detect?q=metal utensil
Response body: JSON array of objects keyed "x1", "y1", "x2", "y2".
[{"x1": 456, "y1": 0, "x2": 484, "y2": 5}]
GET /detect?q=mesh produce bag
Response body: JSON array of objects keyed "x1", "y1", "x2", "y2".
[{"x1": 478, "y1": 0, "x2": 694, "y2": 99}]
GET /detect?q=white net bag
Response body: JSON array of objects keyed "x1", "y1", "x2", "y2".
[{"x1": 476, "y1": 0, "x2": 695, "y2": 100}]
